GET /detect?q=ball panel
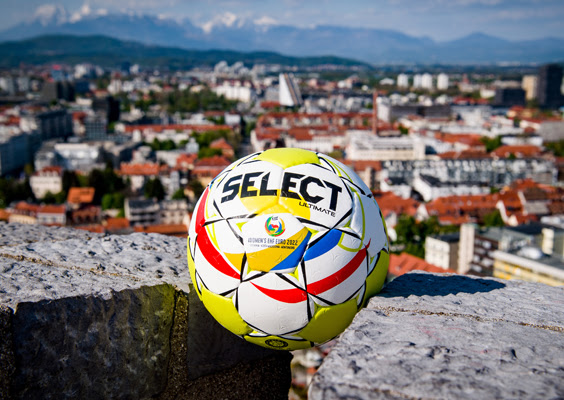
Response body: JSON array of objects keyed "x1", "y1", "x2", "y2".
[
  {"x1": 318, "y1": 153, "x2": 371, "y2": 196},
  {"x1": 200, "y1": 285, "x2": 252, "y2": 336},
  {"x1": 349, "y1": 192, "x2": 388, "y2": 259},
  {"x1": 362, "y1": 250, "x2": 389, "y2": 307},
  {"x1": 237, "y1": 274, "x2": 309, "y2": 335},
  {"x1": 194, "y1": 227, "x2": 241, "y2": 294},
  {"x1": 298, "y1": 297, "x2": 358, "y2": 343},
  {"x1": 255, "y1": 147, "x2": 320, "y2": 169},
  {"x1": 306, "y1": 245, "x2": 368, "y2": 304}
]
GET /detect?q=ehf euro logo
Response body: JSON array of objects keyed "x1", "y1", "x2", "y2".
[{"x1": 265, "y1": 216, "x2": 285, "y2": 237}]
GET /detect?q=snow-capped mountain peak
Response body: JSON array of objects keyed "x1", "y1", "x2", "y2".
[{"x1": 32, "y1": 4, "x2": 68, "y2": 26}]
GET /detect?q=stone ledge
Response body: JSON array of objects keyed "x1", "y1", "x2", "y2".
[
  {"x1": 309, "y1": 272, "x2": 564, "y2": 400},
  {"x1": 0, "y1": 223, "x2": 288, "y2": 400}
]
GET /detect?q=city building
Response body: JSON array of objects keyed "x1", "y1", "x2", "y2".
[
  {"x1": 522, "y1": 75, "x2": 538, "y2": 100},
  {"x1": 421, "y1": 73, "x2": 433, "y2": 90},
  {"x1": 0, "y1": 126, "x2": 36, "y2": 175},
  {"x1": 493, "y1": 88, "x2": 526, "y2": 107},
  {"x1": 493, "y1": 247, "x2": 564, "y2": 286},
  {"x1": 29, "y1": 166, "x2": 63, "y2": 199},
  {"x1": 125, "y1": 198, "x2": 161, "y2": 226},
  {"x1": 425, "y1": 233, "x2": 460, "y2": 271},
  {"x1": 437, "y1": 73, "x2": 449, "y2": 90},
  {"x1": 279, "y1": 73, "x2": 303, "y2": 107},
  {"x1": 37, "y1": 205, "x2": 67, "y2": 226},
  {"x1": 536, "y1": 64, "x2": 563, "y2": 109},
  {"x1": 397, "y1": 74, "x2": 409, "y2": 88},
  {"x1": 213, "y1": 81, "x2": 256, "y2": 103},
  {"x1": 53, "y1": 143, "x2": 105, "y2": 172},
  {"x1": 160, "y1": 200, "x2": 189, "y2": 225},
  {"x1": 413, "y1": 174, "x2": 490, "y2": 202},
  {"x1": 35, "y1": 109, "x2": 73, "y2": 141},
  {"x1": 346, "y1": 130, "x2": 425, "y2": 161},
  {"x1": 381, "y1": 158, "x2": 556, "y2": 189}
]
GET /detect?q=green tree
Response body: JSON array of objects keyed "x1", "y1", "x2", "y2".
[
  {"x1": 144, "y1": 177, "x2": 166, "y2": 201},
  {"x1": 188, "y1": 180, "x2": 205, "y2": 202},
  {"x1": 481, "y1": 136, "x2": 503, "y2": 153},
  {"x1": 198, "y1": 147, "x2": 223, "y2": 159},
  {"x1": 101, "y1": 193, "x2": 125, "y2": 210},
  {"x1": 172, "y1": 188, "x2": 187, "y2": 200},
  {"x1": 483, "y1": 210, "x2": 504, "y2": 227},
  {"x1": 62, "y1": 170, "x2": 81, "y2": 193}
]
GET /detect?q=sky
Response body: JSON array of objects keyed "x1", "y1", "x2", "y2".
[{"x1": 1, "y1": 0, "x2": 563, "y2": 41}]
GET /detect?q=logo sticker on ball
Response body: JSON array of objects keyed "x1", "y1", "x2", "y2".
[
  {"x1": 265, "y1": 339, "x2": 289, "y2": 348},
  {"x1": 265, "y1": 216, "x2": 285, "y2": 237}
]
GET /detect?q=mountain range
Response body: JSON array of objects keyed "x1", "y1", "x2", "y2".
[
  {"x1": 0, "y1": 35, "x2": 368, "y2": 69},
  {"x1": 1, "y1": 6, "x2": 563, "y2": 64}
]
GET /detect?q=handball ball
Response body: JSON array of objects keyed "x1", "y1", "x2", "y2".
[{"x1": 187, "y1": 148, "x2": 389, "y2": 350}]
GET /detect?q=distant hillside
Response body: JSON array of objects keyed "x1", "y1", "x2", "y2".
[{"x1": 0, "y1": 35, "x2": 370, "y2": 69}]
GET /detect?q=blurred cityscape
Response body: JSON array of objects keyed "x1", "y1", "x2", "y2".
[{"x1": 1, "y1": 5, "x2": 564, "y2": 397}]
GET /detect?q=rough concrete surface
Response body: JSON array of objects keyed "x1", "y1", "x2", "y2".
[
  {"x1": 309, "y1": 272, "x2": 564, "y2": 400},
  {"x1": 0, "y1": 223, "x2": 291, "y2": 400}
]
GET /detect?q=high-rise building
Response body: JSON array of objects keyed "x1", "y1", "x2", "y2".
[
  {"x1": 413, "y1": 74, "x2": 423, "y2": 89},
  {"x1": 536, "y1": 64, "x2": 563, "y2": 109},
  {"x1": 279, "y1": 73, "x2": 303, "y2": 107},
  {"x1": 493, "y1": 88, "x2": 526, "y2": 107},
  {"x1": 437, "y1": 73, "x2": 449, "y2": 90},
  {"x1": 421, "y1": 73, "x2": 433, "y2": 90},
  {"x1": 93, "y1": 96, "x2": 120, "y2": 123},
  {"x1": 397, "y1": 73, "x2": 409, "y2": 88},
  {"x1": 522, "y1": 75, "x2": 538, "y2": 100}
]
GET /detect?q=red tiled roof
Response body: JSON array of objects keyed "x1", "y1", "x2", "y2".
[
  {"x1": 13, "y1": 202, "x2": 40, "y2": 214},
  {"x1": 34, "y1": 166, "x2": 63, "y2": 176},
  {"x1": 342, "y1": 159, "x2": 383, "y2": 172},
  {"x1": 388, "y1": 253, "x2": 456, "y2": 277},
  {"x1": 0, "y1": 209, "x2": 10, "y2": 220},
  {"x1": 123, "y1": 124, "x2": 232, "y2": 134},
  {"x1": 105, "y1": 217, "x2": 130, "y2": 230},
  {"x1": 67, "y1": 187, "x2": 95, "y2": 204},
  {"x1": 374, "y1": 191, "x2": 419, "y2": 219},
  {"x1": 194, "y1": 155, "x2": 231, "y2": 168},
  {"x1": 74, "y1": 225, "x2": 105, "y2": 234},
  {"x1": 38, "y1": 205, "x2": 66, "y2": 214},
  {"x1": 210, "y1": 137, "x2": 233, "y2": 150},
  {"x1": 119, "y1": 163, "x2": 167, "y2": 176},
  {"x1": 134, "y1": 224, "x2": 187, "y2": 238},
  {"x1": 492, "y1": 145, "x2": 542, "y2": 158},
  {"x1": 176, "y1": 153, "x2": 198, "y2": 170}
]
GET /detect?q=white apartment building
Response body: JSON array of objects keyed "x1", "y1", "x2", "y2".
[
  {"x1": 413, "y1": 74, "x2": 423, "y2": 88},
  {"x1": 397, "y1": 73, "x2": 409, "y2": 88},
  {"x1": 345, "y1": 130, "x2": 425, "y2": 161},
  {"x1": 437, "y1": 73, "x2": 449, "y2": 90},
  {"x1": 29, "y1": 166, "x2": 63, "y2": 199},
  {"x1": 421, "y1": 73, "x2": 433, "y2": 90},
  {"x1": 413, "y1": 174, "x2": 490, "y2": 202},
  {"x1": 425, "y1": 233, "x2": 460, "y2": 271},
  {"x1": 213, "y1": 81, "x2": 256, "y2": 103}
]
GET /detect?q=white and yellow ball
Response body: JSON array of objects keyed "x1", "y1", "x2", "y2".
[{"x1": 188, "y1": 148, "x2": 389, "y2": 350}]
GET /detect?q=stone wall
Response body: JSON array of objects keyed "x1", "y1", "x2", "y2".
[
  {"x1": 0, "y1": 223, "x2": 291, "y2": 400},
  {"x1": 309, "y1": 272, "x2": 564, "y2": 400},
  {"x1": 2, "y1": 222, "x2": 563, "y2": 400}
]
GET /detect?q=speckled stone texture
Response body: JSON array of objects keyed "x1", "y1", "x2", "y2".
[
  {"x1": 0, "y1": 223, "x2": 288, "y2": 400},
  {"x1": 309, "y1": 272, "x2": 564, "y2": 400}
]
